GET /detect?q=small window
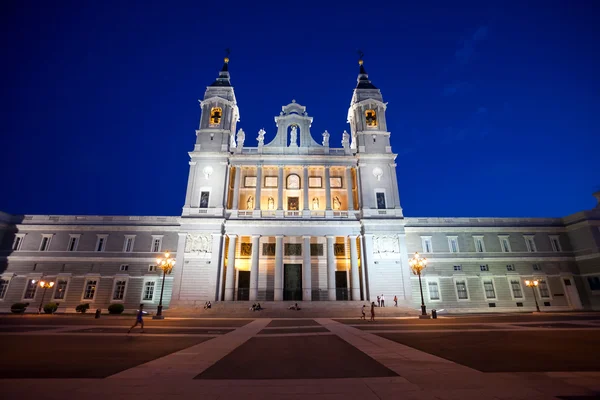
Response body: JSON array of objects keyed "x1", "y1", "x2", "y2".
[
  {"x1": 365, "y1": 109, "x2": 377, "y2": 127},
  {"x1": 151, "y1": 237, "x2": 163, "y2": 253},
  {"x1": 120, "y1": 265, "x2": 129, "y2": 272},
  {"x1": 334, "y1": 243, "x2": 345, "y2": 257},
  {"x1": 455, "y1": 280, "x2": 468, "y2": 299},
  {"x1": 524, "y1": 236, "x2": 537, "y2": 252},
  {"x1": 447, "y1": 237, "x2": 459, "y2": 253},
  {"x1": 310, "y1": 243, "x2": 324, "y2": 256},
  {"x1": 453, "y1": 265, "x2": 462, "y2": 271},
  {"x1": 67, "y1": 235, "x2": 79, "y2": 252},
  {"x1": 53, "y1": 279, "x2": 68, "y2": 300},
  {"x1": 39, "y1": 235, "x2": 52, "y2": 251},
  {"x1": 421, "y1": 237, "x2": 432, "y2": 253},
  {"x1": 95, "y1": 235, "x2": 107, "y2": 252},
  {"x1": 24, "y1": 279, "x2": 37, "y2": 299},
  {"x1": 543, "y1": 301, "x2": 551, "y2": 307},
  {"x1": 428, "y1": 281, "x2": 440, "y2": 300},
  {"x1": 262, "y1": 243, "x2": 276, "y2": 256},
  {"x1": 510, "y1": 279, "x2": 523, "y2": 298},
  {"x1": 143, "y1": 281, "x2": 155, "y2": 301},
  {"x1": 506, "y1": 264, "x2": 515, "y2": 271},
  {"x1": 148, "y1": 265, "x2": 157, "y2": 272},
  {"x1": 210, "y1": 107, "x2": 222, "y2": 125},
  {"x1": 533, "y1": 264, "x2": 541, "y2": 271},
  {"x1": 83, "y1": 280, "x2": 97, "y2": 300},
  {"x1": 550, "y1": 236, "x2": 562, "y2": 252},
  {"x1": 483, "y1": 279, "x2": 496, "y2": 299},
  {"x1": 587, "y1": 276, "x2": 600, "y2": 291},
  {"x1": 538, "y1": 280, "x2": 550, "y2": 298},
  {"x1": 199, "y1": 191, "x2": 210, "y2": 208},
  {"x1": 376, "y1": 192, "x2": 386, "y2": 209},
  {"x1": 474, "y1": 236, "x2": 485, "y2": 253},
  {"x1": 12, "y1": 235, "x2": 25, "y2": 251},
  {"x1": 563, "y1": 278, "x2": 572, "y2": 286},
  {"x1": 0, "y1": 279, "x2": 10, "y2": 299},
  {"x1": 123, "y1": 236, "x2": 135, "y2": 253},
  {"x1": 516, "y1": 302, "x2": 523, "y2": 307},
  {"x1": 113, "y1": 280, "x2": 127, "y2": 300},
  {"x1": 488, "y1": 303, "x2": 496, "y2": 307},
  {"x1": 499, "y1": 236, "x2": 511, "y2": 253},
  {"x1": 480, "y1": 265, "x2": 489, "y2": 272}
]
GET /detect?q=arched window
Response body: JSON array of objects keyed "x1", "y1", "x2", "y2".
[
  {"x1": 210, "y1": 107, "x2": 222, "y2": 125},
  {"x1": 286, "y1": 174, "x2": 300, "y2": 189},
  {"x1": 365, "y1": 109, "x2": 377, "y2": 127}
]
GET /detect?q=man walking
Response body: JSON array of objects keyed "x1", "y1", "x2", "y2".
[
  {"x1": 381, "y1": 294, "x2": 385, "y2": 307},
  {"x1": 394, "y1": 295, "x2": 398, "y2": 307},
  {"x1": 128, "y1": 304, "x2": 146, "y2": 334}
]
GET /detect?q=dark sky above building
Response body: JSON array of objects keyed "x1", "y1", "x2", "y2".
[{"x1": 1, "y1": 1, "x2": 598, "y2": 218}]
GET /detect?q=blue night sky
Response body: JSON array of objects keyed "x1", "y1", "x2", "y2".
[{"x1": 1, "y1": 1, "x2": 598, "y2": 218}]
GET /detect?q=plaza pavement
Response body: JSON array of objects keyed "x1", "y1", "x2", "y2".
[{"x1": 1, "y1": 313, "x2": 600, "y2": 399}]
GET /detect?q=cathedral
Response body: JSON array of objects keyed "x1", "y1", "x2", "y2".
[{"x1": 1, "y1": 57, "x2": 599, "y2": 313}]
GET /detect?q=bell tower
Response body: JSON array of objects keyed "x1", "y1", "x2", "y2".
[{"x1": 347, "y1": 58, "x2": 390, "y2": 154}]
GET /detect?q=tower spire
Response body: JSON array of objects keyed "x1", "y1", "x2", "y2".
[
  {"x1": 210, "y1": 49, "x2": 232, "y2": 87},
  {"x1": 356, "y1": 51, "x2": 377, "y2": 89}
]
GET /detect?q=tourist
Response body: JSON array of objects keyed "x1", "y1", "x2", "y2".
[
  {"x1": 381, "y1": 294, "x2": 385, "y2": 307},
  {"x1": 370, "y1": 302, "x2": 375, "y2": 322},
  {"x1": 361, "y1": 304, "x2": 366, "y2": 320},
  {"x1": 250, "y1": 303, "x2": 257, "y2": 311},
  {"x1": 128, "y1": 304, "x2": 146, "y2": 334},
  {"x1": 289, "y1": 303, "x2": 301, "y2": 311},
  {"x1": 204, "y1": 301, "x2": 211, "y2": 309},
  {"x1": 256, "y1": 303, "x2": 262, "y2": 311},
  {"x1": 377, "y1": 295, "x2": 381, "y2": 307},
  {"x1": 394, "y1": 295, "x2": 398, "y2": 307}
]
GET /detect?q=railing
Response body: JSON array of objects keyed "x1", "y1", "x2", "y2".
[
  {"x1": 310, "y1": 211, "x2": 325, "y2": 218},
  {"x1": 238, "y1": 211, "x2": 253, "y2": 218},
  {"x1": 261, "y1": 210, "x2": 276, "y2": 218},
  {"x1": 333, "y1": 211, "x2": 348, "y2": 218},
  {"x1": 285, "y1": 211, "x2": 301, "y2": 218}
]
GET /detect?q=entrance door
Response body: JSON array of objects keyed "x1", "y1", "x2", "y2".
[
  {"x1": 287, "y1": 197, "x2": 299, "y2": 211},
  {"x1": 563, "y1": 277, "x2": 583, "y2": 310},
  {"x1": 237, "y1": 271, "x2": 250, "y2": 301},
  {"x1": 335, "y1": 271, "x2": 348, "y2": 300},
  {"x1": 284, "y1": 264, "x2": 302, "y2": 300}
]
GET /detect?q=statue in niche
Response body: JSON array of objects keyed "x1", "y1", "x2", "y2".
[
  {"x1": 236, "y1": 128, "x2": 245, "y2": 148},
  {"x1": 290, "y1": 125, "x2": 298, "y2": 146},
  {"x1": 342, "y1": 130, "x2": 350, "y2": 149},
  {"x1": 268, "y1": 196, "x2": 274, "y2": 210},
  {"x1": 312, "y1": 197, "x2": 319, "y2": 210},
  {"x1": 333, "y1": 196, "x2": 341, "y2": 210},
  {"x1": 322, "y1": 130, "x2": 330, "y2": 147},
  {"x1": 230, "y1": 131, "x2": 237, "y2": 148},
  {"x1": 246, "y1": 195, "x2": 254, "y2": 210},
  {"x1": 257, "y1": 128, "x2": 266, "y2": 146}
]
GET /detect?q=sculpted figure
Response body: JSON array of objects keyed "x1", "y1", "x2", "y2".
[
  {"x1": 236, "y1": 128, "x2": 245, "y2": 148},
  {"x1": 312, "y1": 197, "x2": 319, "y2": 210},
  {"x1": 268, "y1": 196, "x2": 274, "y2": 210},
  {"x1": 342, "y1": 130, "x2": 350, "y2": 149},
  {"x1": 290, "y1": 125, "x2": 298, "y2": 146},
  {"x1": 333, "y1": 196, "x2": 341, "y2": 210},
  {"x1": 322, "y1": 130, "x2": 330, "y2": 147},
  {"x1": 257, "y1": 128, "x2": 266, "y2": 146},
  {"x1": 247, "y1": 195, "x2": 254, "y2": 210}
]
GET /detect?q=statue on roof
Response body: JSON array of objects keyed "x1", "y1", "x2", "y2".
[
  {"x1": 257, "y1": 128, "x2": 266, "y2": 146},
  {"x1": 236, "y1": 128, "x2": 245, "y2": 148},
  {"x1": 322, "y1": 130, "x2": 330, "y2": 147}
]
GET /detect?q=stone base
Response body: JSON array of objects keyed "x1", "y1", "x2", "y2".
[{"x1": 418, "y1": 314, "x2": 431, "y2": 319}]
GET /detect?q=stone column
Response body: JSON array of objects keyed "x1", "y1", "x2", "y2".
[
  {"x1": 362, "y1": 234, "x2": 374, "y2": 301},
  {"x1": 232, "y1": 166, "x2": 241, "y2": 210},
  {"x1": 249, "y1": 235, "x2": 260, "y2": 301},
  {"x1": 325, "y1": 166, "x2": 332, "y2": 210},
  {"x1": 345, "y1": 167, "x2": 354, "y2": 210},
  {"x1": 303, "y1": 236, "x2": 312, "y2": 301},
  {"x1": 210, "y1": 233, "x2": 223, "y2": 301},
  {"x1": 349, "y1": 235, "x2": 360, "y2": 301},
  {"x1": 254, "y1": 166, "x2": 262, "y2": 210},
  {"x1": 303, "y1": 166, "x2": 309, "y2": 211},
  {"x1": 389, "y1": 163, "x2": 401, "y2": 208},
  {"x1": 326, "y1": 235, "x2": 336, "y2": 300},
  {"x1": 277, "y1": 166, "x2": 284, "y2": 210},
  {"x1": 170, "y1": 233, "x2": 188, "y2": 301},
  {"x1": 184, "y1": 162, "x2": 196, "y2": 208},
  {"x1": 224, "y1": 234, "x2": 237, "y2": 301},
  {"x1": 274, "y1": 235, "x2": 284, "y2": 301}
]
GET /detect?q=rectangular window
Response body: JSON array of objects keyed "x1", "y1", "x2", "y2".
[
  {"x1": 152, "y1": 237, "x2": 163, "y2": 253},
  {"x1": 587, "y1": 276, "x2": 600, "y2": 291},
  {"x1": 123, "y1": 236, "x2": 135, "y2": 253},
  {"x1": 0, "y1": 279, "x2": 10, "y2": 299},
  {"x1": 120, "y1": 264, "x2": 129, "y2": 271},
  {"x1": 483, "y1": 279, "x2": 496, "y2": 299},
  {"x1": 453, "y1": 265, "x2": 462, "y2": 271},
  {"x1": 510, "y1": 279, "x2": 523, "y2": 298},
  {"x1": 533, "y1": 263, "x2": 541, "y2": 271},
  {"x1": 148, "y1": 265, "x2": 157, "y2": 272},
  {"x1": 499, "y1": 236, "x2": 511, "y2": 252},
  {"x1": 506, "y1": 264, "x2": 515, "y2": 271},
  {"x1": 24, "y1": 279, "x2": 37, "y2": 299},
  {"x1": 550, "y1": 236, "x2": 562, "y2": 252},
  {"x1": 67, "y1": 235, "x2": 80, "y2": 252},
  {"x1": 455, "y1": 280, "x2": 468, "y2": 299},
  {"x1": 310, "y1": 243, "x2": 324, "y2": 256},
  {"x1": 13, "y1": 235, "x2": 25, "y2": 251},
  {"x1": 39, "y1": 235, "x2": 52, "y2": 251},
  {"x1": 143, "y1": 281, "x2": 155, "y2": 301},
  {"x1": 113, "y1": 280, "x2": 127, "y2": 300},
  {"x1": 284, "y1": 243, "x2": 302, "y2": 256},
  {"x1": 524, "y1": 236, "x2": 537, "y2": 252},
  {"x1": 199, "y1": 191, "x2": 210, "y2": 208},
  {"x1": 83, "y1": 280, "x2": 97, "y2": 300},
  {"x1": 334, "y1": 243, "x2": 345, "y2": 257},
  {"x1": 53, "y1": 279, "x2": 68, "y2": 300},
  {"x1": 538, "y1": 280, "x2": 550, "y2": 298},
  {"x1": 474, "y1": 236, "x2": 485, "y2": 253},
  {"x1": 376, "y1": 192, "x2": 386, "y2": 209},
  {"x1": 480, "y1": 265, "x2": 489, "y2": 272},
  {"x1": 262, "y1": 243, "x2": 276, "y2": 256},
  {"x1": 95, "y1": 235, "x2": 107, "y2": 252},
  {"x1": 428, "y1": 281, "x2": 440, "y2": 300},
  {"x1": 447, "y1": 237, "x2": 459, "y2": 253},
  {"x1": 421, "y1": 237, "x2": 432, "y2": 253}
]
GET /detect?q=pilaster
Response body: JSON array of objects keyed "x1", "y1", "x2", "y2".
[
  {"x1": 349, "y1": 235, "x2": 360, "y2": 301},
  {"x1": 232, "y1": 165, "x2": 241, "y2": 210},
  {"x1": 326, "y1": 235, "x2": 336, "y2": 301},
  {"x1": 224, "y1": 234, "x2": 237, "y2": 301},
  {"x1": 274, "y1": 235, "x2": 284, "y2": 301},
  {"x1": 302, "y1": 236, "x2": 312, "y2": 301},
  {"x1": 249, "y1": 235, "x2": 260, "y2": 301}
]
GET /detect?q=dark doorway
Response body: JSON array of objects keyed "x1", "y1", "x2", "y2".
[
  {"x1": 335, "y1": 271, "x2": 349, "y2": 300},
  {"x1": 287, "y1": 197, "x2": 299, "y2": 211},
  {"x1": 284, "y1": 264, "x2": 302, "y2": 300},
  {"x1": 237, "y1": 271, "x2": 250, "y2": 301}
]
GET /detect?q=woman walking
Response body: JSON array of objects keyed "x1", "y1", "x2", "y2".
[{"x1": 370, "y1": 301, "x2": 375, "y2": 322}]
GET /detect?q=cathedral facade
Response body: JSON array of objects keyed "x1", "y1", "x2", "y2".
[{"x1": 1, "y1": 59, "x2": 599, "y2": 313}]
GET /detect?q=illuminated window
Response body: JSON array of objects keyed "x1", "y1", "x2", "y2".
[
  {"x1": 210, "y1": 107, "x2": 222, "y2": 125},
  {"x1": 83, "y1": 280, "x2": 97, "y2": 300},
  {"x1": 365, "y1": 109, "x2": 377, "y2": 127}
]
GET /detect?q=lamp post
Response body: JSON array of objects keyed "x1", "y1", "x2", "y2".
[
  {"x1": 37, "y1": 280, "x2": 55, "y2": 314},
  {"x1": 409, "y1": 252, "x2": 429, "y2": 318},
  {"x1": 525, "y1": 279, "x2": 541, "y2": 312},
  {"x1": 153, "y1": 251, "x2": 175, "y2": 320}
]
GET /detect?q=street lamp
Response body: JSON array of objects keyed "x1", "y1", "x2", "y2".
[
  {"x1": 153, "y1": 251, "x2": 175, "y2": 319},
  {"x1": 409, "y1": 252, "x2": 429, "y2": 318},
  {"x1": 37, "y1": 280, "x2": 55, "y2": 314},
  {"x1": 525, "y1": 279, "x2": 541, "y2": 312}
]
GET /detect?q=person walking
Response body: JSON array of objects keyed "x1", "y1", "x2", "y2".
[
  {"x1": 377, "y1": 295, "x2": 381, "y2": 307},
  {"x1": 370, "y1": 302, "x2": 375, "y2": 322},
  {"x1": 394, "y1": 295, "x2": 398, "y2": 307},
  {"x1": 361, "y1": 304, "x2": 366, "y2": 320},
  {"x1": 128, "y1": 304, "x2": 146, "y2": 334},
  {"x1": 381, "y1": 294, "x2": 385, "y2": 307}
]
